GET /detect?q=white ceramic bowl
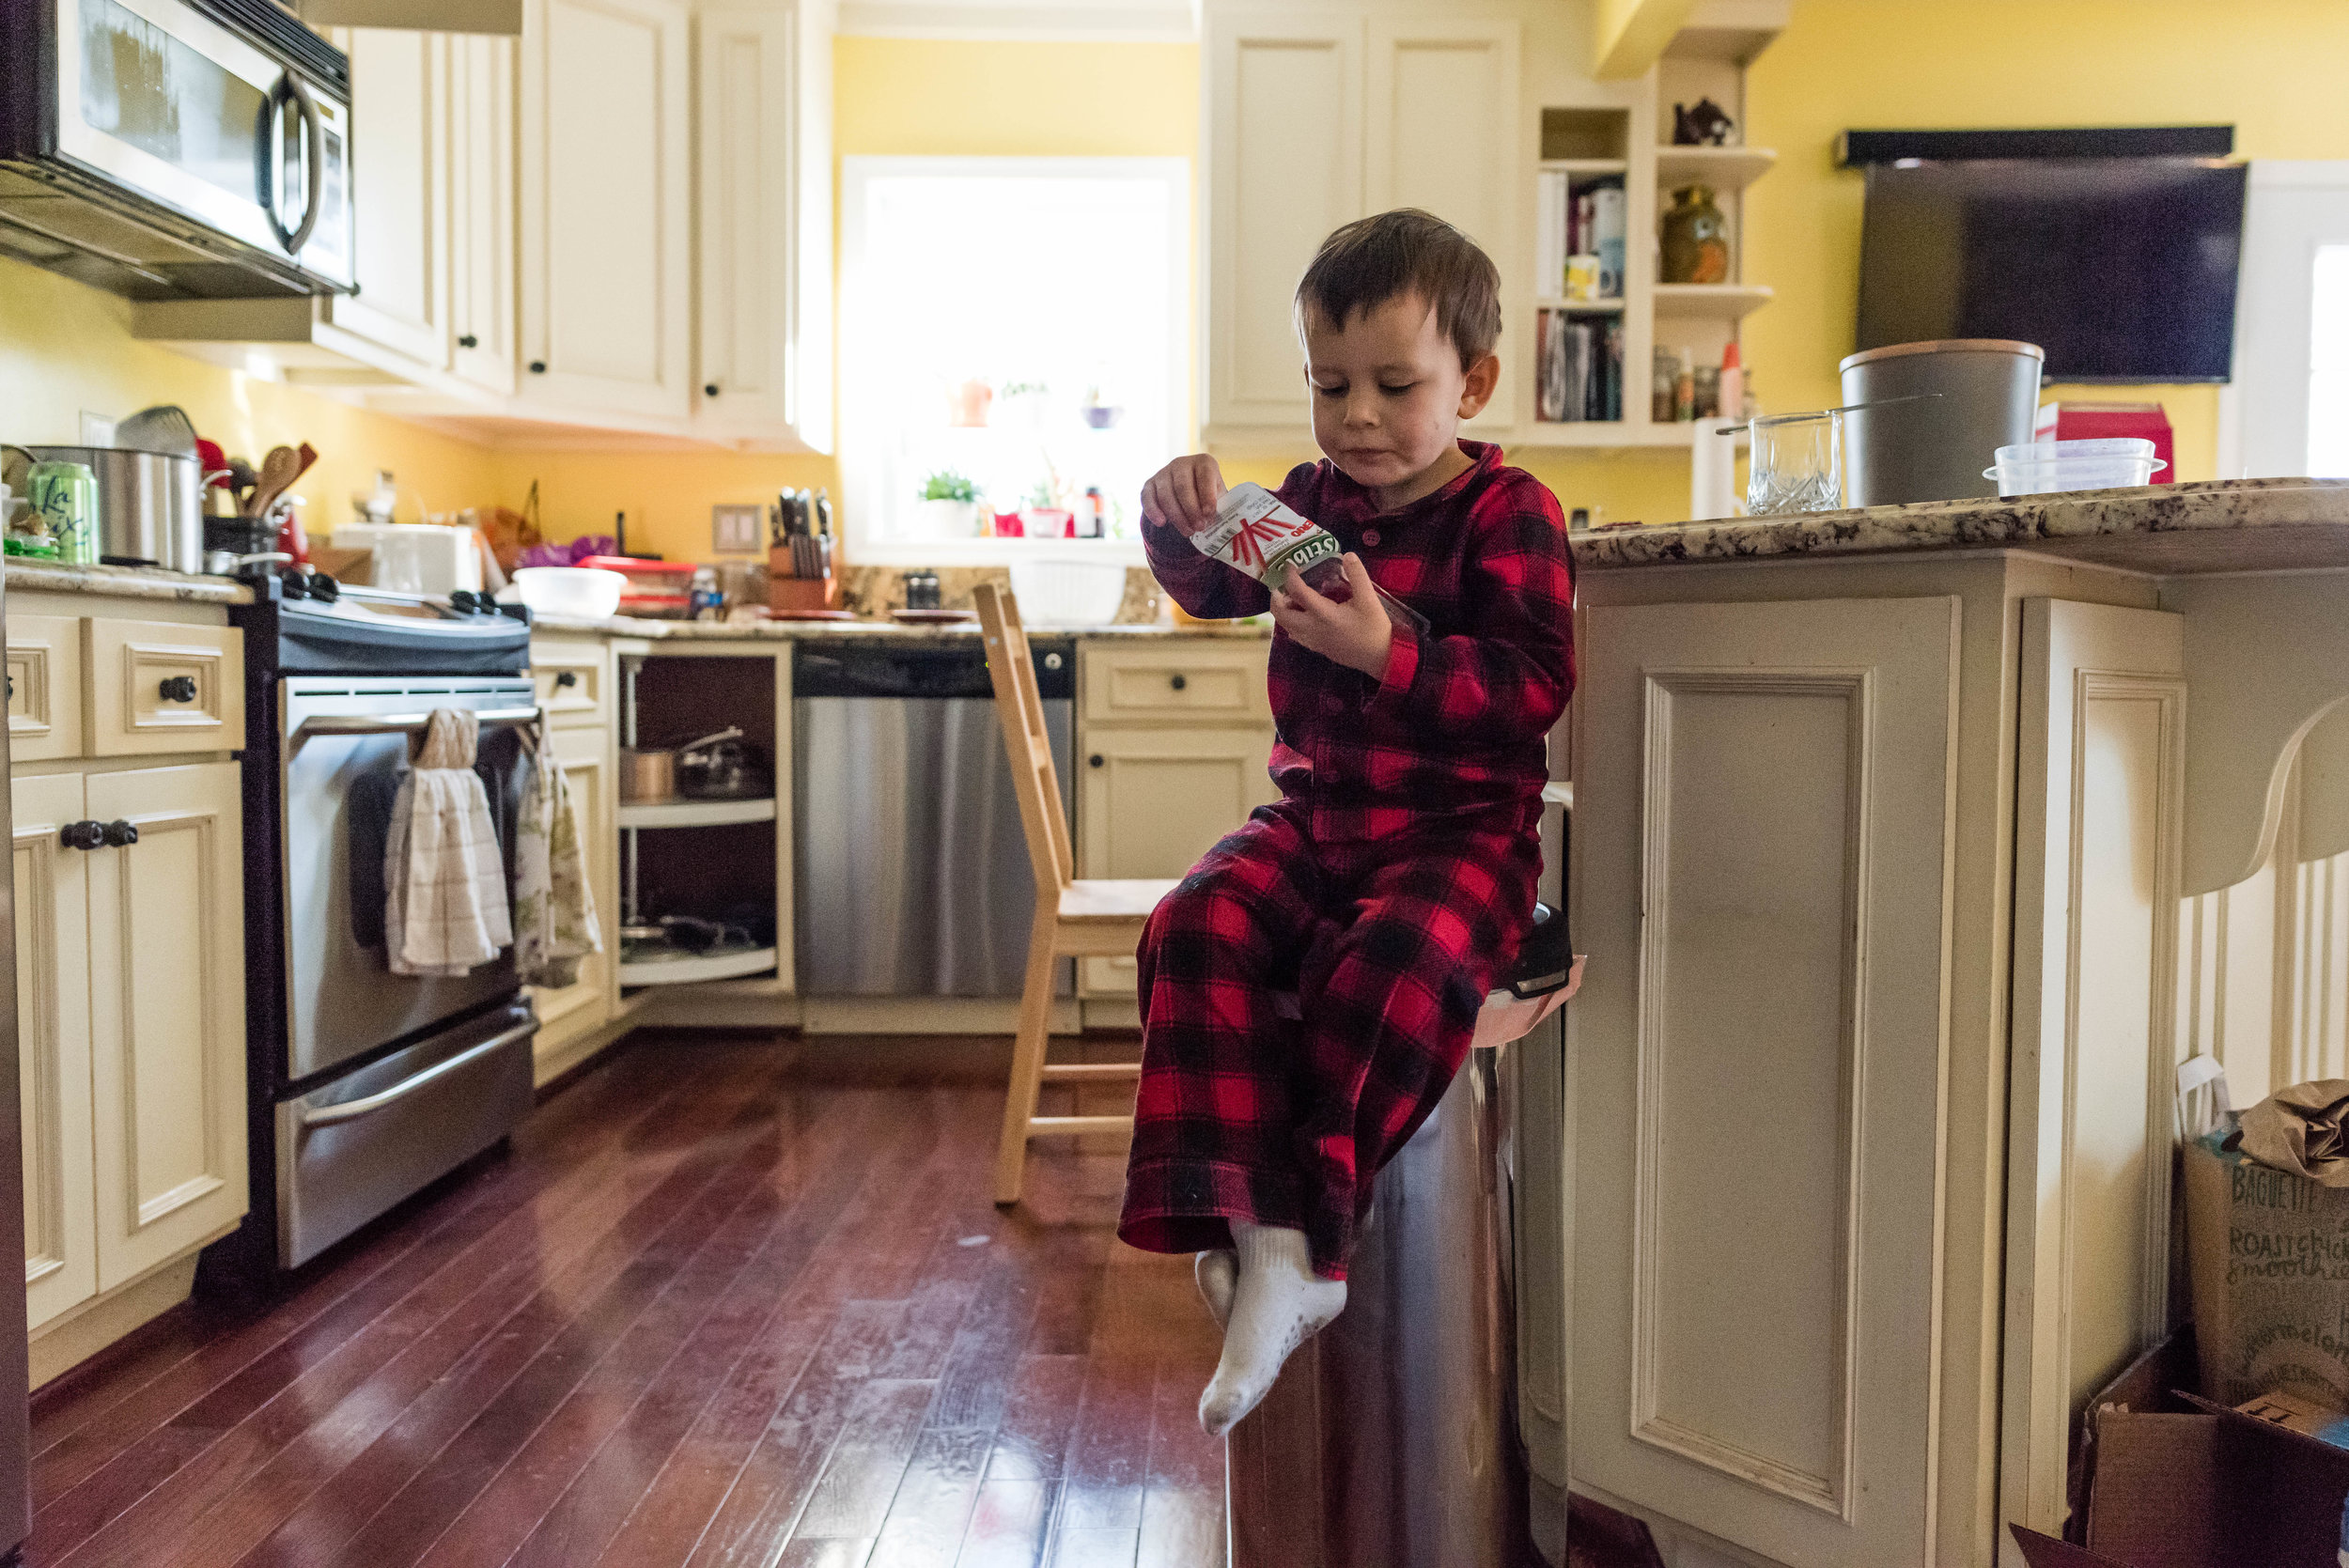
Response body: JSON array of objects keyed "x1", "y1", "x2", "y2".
[
  {"x1": 513, "y1": 565, "x2": 626, "y2": 618},
  {"x1": 1007, "y1": 558, "x2": 1129, "y2": 626}
]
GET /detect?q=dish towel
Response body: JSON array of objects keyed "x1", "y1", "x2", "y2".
[
  {"x1": 384, "y1": 708, "x2": 512, "y2": 977},
  {"x1": 514, "y1": 736, "x2": 602, "y2": 987}
]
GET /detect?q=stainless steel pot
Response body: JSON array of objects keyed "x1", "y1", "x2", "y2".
[
  {"x1": 1839, "y1": 339, "x2": 2045, "y2": 507},
  {"x1": 18, "y1": 444, "x2": 205, "y2": 570}
]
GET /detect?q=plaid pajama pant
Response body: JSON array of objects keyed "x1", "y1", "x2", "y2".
[{"x1": 1116, "y1": 798, "x2": 1544, "y2": 1280}]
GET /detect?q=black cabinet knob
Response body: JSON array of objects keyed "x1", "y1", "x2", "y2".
[
  {"x1": 529, "y1": 360, "x2": 547, "y2": 374},
  {"x1": 101, "y1": 819, "x2": 138, "y2": 848},
  {"x1": 1169, "y1": 673, "x2": 1188, "y2": 691},
  {"x1": 459, "y1": 334, "x2": 478, "y2": 349},
  {"x1": 1088, "y1": 753, "x2": 1104, "y2": 768},
  {"x1": 59, "y1": 821, "x2": 103, "y2": 851},
  {"x1": 159, "y1": 675, "x2": 198, "y2": 703},
  {"x1": 553, "y1": 670, "x2": 579, "y2": 689},
  {"x1": 704, "y1": 383, "x2": 720, "y2": 397},
  {"x1": 5, "y1": 675, "x2": 12, "y2": 700}
]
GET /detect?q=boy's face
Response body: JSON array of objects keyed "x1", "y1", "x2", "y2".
[{"x1": 1302, "y1": 293, "x2": 1498, "y2": 496}]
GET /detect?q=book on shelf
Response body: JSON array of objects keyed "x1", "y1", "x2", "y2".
[
  {"x1": 1536, "y1": 170, "x2": 1568, "y2": 300},
  {"x1": 1536, "y1": 308, "x2": 1624, "y2": 425},
  {"x1": 1538, "y1": 172, "x2": 1626, "y2": 303}
]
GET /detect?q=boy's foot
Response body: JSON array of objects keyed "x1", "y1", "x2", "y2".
[
  {"x1": 1195, "y1": 1249, "x2": 1237, "y2": 1328},
  {"x1": 1198, "y1": 1222, "x2": 1346, "y2": 1437}
]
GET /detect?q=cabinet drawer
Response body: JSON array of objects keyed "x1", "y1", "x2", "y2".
[
  {"x1": 1081, "y1": 642, "x2": 1270, "y2": 724},
  {"x1": 530, "y1": 639, "x2": 608, "y2": 727},
  {"x1": 8, "y1": 614, "x2": 85, "y2": 762},
  {"x1": 1081, "y1": 955, "x2": 1139, "y2": 1000},
  {"x1": 85, "y1": 619, "x2": 244, "y2": 757}
]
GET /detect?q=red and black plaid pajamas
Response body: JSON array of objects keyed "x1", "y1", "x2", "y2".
[{"x1": 1118, "y1": 441, "x2": 1576, "y2": 1279}]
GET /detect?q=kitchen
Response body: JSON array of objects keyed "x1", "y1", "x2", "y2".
[{"x1": 1, "y1": 0, "x2": 2348, "y2": 1566}]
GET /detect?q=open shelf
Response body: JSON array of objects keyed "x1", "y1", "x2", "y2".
[
  {"x1": 617, "y1": 796, "x2": 777, "y2": 830},
  {"x1": 1539, "y1": 158, "x2": 1627, "y2": 178},
  {"x1": 1653, "y1": 283, "x2": 1776, "y2": 321},
  {"x1": 1535, "y1": 296, "x2": 1625, "y2": 313},
  {"x1": 1655, "y1": 145, "x2": 1778, "y2": 192},
  {"x1": 618, "y1": 943, "x2": 778, "y2": 986}
]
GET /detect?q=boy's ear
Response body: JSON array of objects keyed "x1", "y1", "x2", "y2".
[{"x1": 1457, "y1": 353, "x2": 1501, "y2": 419}]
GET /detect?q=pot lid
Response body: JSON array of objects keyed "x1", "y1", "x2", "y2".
[{"x1": 1839, "y1": 339, "x2": 2046, "y2": 373}]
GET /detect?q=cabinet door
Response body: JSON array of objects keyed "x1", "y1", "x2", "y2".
[
  {"x1": 528, "y1": 726, "x2": 616, "y2": 1050},
  {"x1": 8, "y1": 614, "x2": 84, "y2": 764},
  {"x1": 448, "y1": 33, "x2": 519, "y2": 396},
  {"x1": 1364, "y1": 19, "x2": 1518, "y2": 427},
  {"x1": 520, "y1": 0, "x2": 692, "y2": 420},
  {"x1": 1076, "y1": 724, "x2": 1275, "y2": 996},
  {"x1": 1570, "y1": 598, "x2": 1958, "y2": 1568},
  {"x1": 1206, "y1": 11, "x2": 1361, "y2": 430},
  {"x1": 85, "y1": 764, "x2": 247, "y2": 1292},
  {"x1": 14, "y1": 773, "x2": 95, "y2": 1332},
  {"x1": 694, "y1": 6, "x2": 829, "y2": 448},
  {"x1": 327, "y1": 29, "x2": 450, "y2": 369},
  {"x1": 2001, "y1": 600, "x2": 2187, "y2": 1541}
]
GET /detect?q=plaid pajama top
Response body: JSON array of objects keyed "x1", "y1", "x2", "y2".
[{"x1": 1143, "y1": 441, "x2": 1577, "y2": 838}]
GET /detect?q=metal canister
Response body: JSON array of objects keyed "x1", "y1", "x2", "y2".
[{"x1": 27, "y1": 460, "x2": 100, "y2": 565}]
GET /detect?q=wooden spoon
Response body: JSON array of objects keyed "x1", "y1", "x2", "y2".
[{"x1": 244, "y1": 445, "x2": 301, "y2": 519}]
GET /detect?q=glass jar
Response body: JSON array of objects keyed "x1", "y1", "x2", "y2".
[{"x1": 1659, "y1": 184, "x2": 1732, "y2": 285}]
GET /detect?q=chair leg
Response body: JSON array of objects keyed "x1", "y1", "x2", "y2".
[{"x1": 994, "y1": 917, "x2": 1062, "y2": 1205}]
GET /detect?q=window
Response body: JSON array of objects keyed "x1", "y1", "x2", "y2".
[
  {"x1": 840, "y1": 156, "x2": 1189, "y2": 562},
  {"x1": 2310, "y1": 244, "x2": 2349, "y2": 477},
  {"x1": 2227, "y1": 163, "x2": 2349, "y2": 479}
]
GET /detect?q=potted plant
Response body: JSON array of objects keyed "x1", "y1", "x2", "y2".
[
  {"x1": 1079, "y1": 382, "x2": 1123, "y2": 429},
  {"x1": 913, "y1": 471, "x2": 981, "y2": 539}
]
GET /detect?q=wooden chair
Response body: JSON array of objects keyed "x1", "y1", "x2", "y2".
[{"x1": 975, "y1": 583, "x2": 1177, "y2": 1205}]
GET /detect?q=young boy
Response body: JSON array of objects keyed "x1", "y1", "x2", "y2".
[{"x1": 1125, "y1": 209, "x2": 1575, "y2": 1435}]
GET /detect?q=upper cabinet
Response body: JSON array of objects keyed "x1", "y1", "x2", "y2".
[
  {"x1": 518, "y1": 0, "x2": 693, "y2": 423},
  {"x1": 133, "y1": 0, "x2": 830, "y2": 453}
]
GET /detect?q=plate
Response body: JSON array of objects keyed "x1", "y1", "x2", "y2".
[
  {"x1": 770, "y1": 608, "x2": 856, "y2": 622},
  {"x1": 890, "y1": 609, "x2": 977, "y2": 624}
]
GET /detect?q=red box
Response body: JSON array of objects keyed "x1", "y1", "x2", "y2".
[{"x1": 2032, "y1": 402, "x2": 2177, "y2": 485}]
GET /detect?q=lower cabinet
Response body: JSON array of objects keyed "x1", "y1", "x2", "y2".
[
  {"x1": 528, "y1": 723, "x2": 619, "y2": 1054},
  {"x1": 17, "y1": 762, "x2": 246, "y2": 1330},
  {"x1": 1075, "y1": 720, "x2": 1276, "y2": 998}
]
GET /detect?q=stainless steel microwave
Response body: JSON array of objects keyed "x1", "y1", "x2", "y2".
[{"x1": 0, "y1": 0, "x2": 354, "y2": 298}]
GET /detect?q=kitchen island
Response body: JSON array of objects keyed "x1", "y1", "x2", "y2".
[{"x1": 1550, "y1": 477, "x2": 2349, "y2": 1568}]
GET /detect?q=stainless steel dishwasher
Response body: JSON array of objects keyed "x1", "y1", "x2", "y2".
[{"x1": 793, "y1": 637, "x2": 1075, "y2": 996}]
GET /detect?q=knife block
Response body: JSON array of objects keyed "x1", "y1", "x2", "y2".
[{"x1": 768, "y1": 546, "x2": 835, "y2": 613}]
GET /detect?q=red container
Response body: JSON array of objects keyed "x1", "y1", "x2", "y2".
[{"x1": 2032, "y1": 402, "x2": 2176, "y2": 485}]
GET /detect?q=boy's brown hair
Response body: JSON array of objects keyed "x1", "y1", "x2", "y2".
[{"x1": 1295, "y1": 209, "x2": 1502, "y2": 370}]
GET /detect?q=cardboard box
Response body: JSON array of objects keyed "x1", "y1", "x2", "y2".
[{"x1": 2182, "y1": 1131, "x2": 2349, "y2": 1409}]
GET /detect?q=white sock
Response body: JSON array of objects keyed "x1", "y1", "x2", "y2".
[
  {"x1": 1197, "y1": 1222, "x2": 1346, "y2": 1437},
  {"x1": 1195, "y1": 1248, "x2": 1236, "y2": 1327}
]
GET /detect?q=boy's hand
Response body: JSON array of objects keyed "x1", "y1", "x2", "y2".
[
  {"x1": 1139, "y1": 455, "x2": 1227, "y2": 537},
  {"x1": 1270, "y1": 553, "x2": 1393, "y2": 681}
]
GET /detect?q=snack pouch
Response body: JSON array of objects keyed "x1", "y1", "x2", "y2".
[{"x1": 1195, "y1": 483, "x2": 1430, "y2": 635}]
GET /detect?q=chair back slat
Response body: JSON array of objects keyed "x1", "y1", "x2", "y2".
[{"x1": 974, "y1": 584, "x2": 1075, "y2": 900}]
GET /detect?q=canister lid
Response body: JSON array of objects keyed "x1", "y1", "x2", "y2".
[{"x1": 1839, "y1": 339, "x2": 2046, "y2": 373}]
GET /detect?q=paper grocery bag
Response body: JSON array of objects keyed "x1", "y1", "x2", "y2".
[
  {"x1": 2184, "y1": 1130, "x2": 2349, "y2": 1408},
  {"x1": 2240, "y1": 1079, "x2": 2349, "y2": 1186}
]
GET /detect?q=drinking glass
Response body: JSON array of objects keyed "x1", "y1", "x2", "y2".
[{"x1": 1746, "y1": 410, "x2": 1845, "y2": 515}]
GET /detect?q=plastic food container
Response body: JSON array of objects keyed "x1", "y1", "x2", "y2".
[
  {"x1": 1995, "y1": 438, "x2": 2157, "y2": 467},
  {"x1": 576, "y1": 554, "x2": 698, "y2": 618},
  {"x1": 513, "y1": 566, "x2": 626, "y2": 618},
  {"x1": 1007, "y1": 558, "x2": 1129, "y2": 625},
  {"x1": 1984, "y1": 452, "x2": 2167, "y2": 497}
]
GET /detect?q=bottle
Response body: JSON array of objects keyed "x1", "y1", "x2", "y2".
[
  {"x1": 1719, "y1": 341, "x2": 1745, "y2": 422},
  {"x1": 1653, "y1": 348, "x2": 1678, "y2": 424},
  {"x1": 1197, "y1": 484, "x2": 1428, "y2": 634},
  {"x1": 1673, "y1": 348, "x2": 1697, "y2": 422},
  {"x1": 1081, "y1": 487, "x2": 1105, "y2": 538}
]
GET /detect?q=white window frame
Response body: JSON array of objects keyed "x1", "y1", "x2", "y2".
[
  {"x1": 838, "y1": 153, "x2": 1190, "y2": 567},
  {"x1": 2220, "y1": 159, "x2": 2349, "y2": 479}
]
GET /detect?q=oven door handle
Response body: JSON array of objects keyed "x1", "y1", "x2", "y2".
[
  {"x1": 295, "y1": 705, "x2": 541, "y2": 739},
  {"x1": 299, "y1": 1018, "x2": 536, "y2": 1130}
]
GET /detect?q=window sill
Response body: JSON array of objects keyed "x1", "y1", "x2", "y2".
[{"x1": 848, "y1": 536, "x2": 1148, "y2": 569}]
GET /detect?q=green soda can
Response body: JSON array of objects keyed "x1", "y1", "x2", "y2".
[{"x1": 27, "y1": 461, "x2": 99, "y2": 566}]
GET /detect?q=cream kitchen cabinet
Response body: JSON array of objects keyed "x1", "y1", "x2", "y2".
[
  {"x1": 518, "y1": 0, "x2": 693, "y2": 423},
  {"x1": 327, "y1": 28, "x2": 452, "y2": 371},
  {"x1": 526, "y1": 637, "x2": 628, "y2": 1085},
  {"x1": 16, "y1": 764, "x2": 245, "y2": 1334},
  {"x1": 693, "y1": 5, "x2": 833, "y2": 452},
  {"x1": 1074, "y1": 641, "x2": 1277, "y2": 1001},
  {"x1": 448, "y1": 32, "x2": 521, "y2": 396},
  {"x1": 1204, "y1": 7, "x2": 1520, "y2": 436}
]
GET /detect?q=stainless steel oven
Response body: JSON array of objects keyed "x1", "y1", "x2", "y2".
[{"x1": 0, "y1": 0, "x2": 355, "y2": 299}]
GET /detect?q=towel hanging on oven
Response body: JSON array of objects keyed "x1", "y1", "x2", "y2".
[
  {"x1": 513, "y1": 731, "x2": 602, "y2": 988},
  {"x1": 384, "y1": 708, "x2": 513, "y2": 977}
]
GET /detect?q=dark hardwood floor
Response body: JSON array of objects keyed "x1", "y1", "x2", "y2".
[{"x1": 24, "y1": 1032, "x2": 1225, "y2": 1568}]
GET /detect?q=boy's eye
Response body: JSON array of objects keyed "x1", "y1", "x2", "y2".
[
  {"x1": 1379, "y1": 381, "x2": 1415, "y2": 394},
  {"x1": 1314, "y1": 382, "x2": 1346, "y2": 397}
]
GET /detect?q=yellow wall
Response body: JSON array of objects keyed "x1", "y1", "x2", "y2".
[
  {"x1": 1744, "y1": 0, "x2": 2349, "y2": 488},
  {"x1": 492, "y1": 35, "x2": 1204, "y2": 562},
  {"x1": 0, "y1": 256, "x2": 496, "y2": 536}
]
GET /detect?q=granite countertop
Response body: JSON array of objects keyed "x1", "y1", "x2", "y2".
[
  {"x1": 527, "y1": 611, "x2": 1270, "y2": 642},
  {"x1": 4, "y1": 559, "x2": 255, "y2": 605},
  {"x1": 1572, "y1": 478, "x2": 2349, "y2": 576}
]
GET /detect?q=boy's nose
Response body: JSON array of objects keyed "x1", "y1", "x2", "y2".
[{"x1": 1344, "y1": 394, "x2": 1380, "y2": 426}]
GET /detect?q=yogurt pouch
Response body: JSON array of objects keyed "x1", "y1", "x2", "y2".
[{"x1": 1196, "y1": 483, "x2": 1430, "y2": 636}]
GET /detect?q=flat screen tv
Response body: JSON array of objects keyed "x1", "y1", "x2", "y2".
[{"x1": 1854, "y1": 158, "x2": 2248, "y2": 382}]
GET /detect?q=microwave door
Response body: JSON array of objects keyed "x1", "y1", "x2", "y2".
[{"x1": 52, "y1": 0, "x2": 334, "y2": 270}]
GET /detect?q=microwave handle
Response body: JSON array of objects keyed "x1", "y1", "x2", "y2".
[{"x1": 265, "y1": 71, "x2": 327, "y2": 256}]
